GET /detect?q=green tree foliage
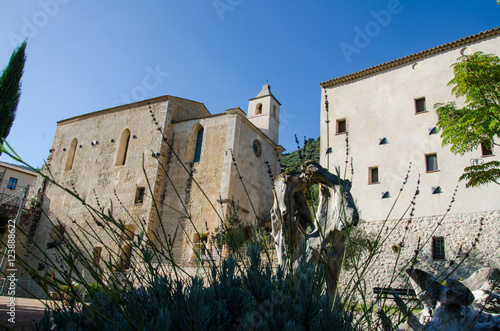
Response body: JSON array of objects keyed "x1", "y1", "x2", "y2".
[
  {"x1": 0, "y1": 41, "x2": 27, "y2": 144},
  {"x1": 435, "y1": 51, "x2": 500, "y2": 187},
  {"x1": 213, "y1": 203, "x2": 248, "y2": 254},
  {"x1": 281, "y1": 137, "x2": 320, "y2": 176},
  {"x1": 281, "y1": 137, "x2": 321, "y2": 214}
]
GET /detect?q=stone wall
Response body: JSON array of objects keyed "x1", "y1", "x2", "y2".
[{"x1": 339, "y1": 210, "x2": 500, "y2": 301}]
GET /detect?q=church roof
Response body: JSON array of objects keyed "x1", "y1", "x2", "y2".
[
  {"x1": 57, "y1": 95, "x2": 210, "y2": 125},
  {"x1": 320, "y1": 26, "x2": 500, "y2": 88}
]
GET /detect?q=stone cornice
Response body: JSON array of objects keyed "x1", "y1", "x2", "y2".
[{"x1": 248, "y1": 94, "x2": 282, "y2": 106}]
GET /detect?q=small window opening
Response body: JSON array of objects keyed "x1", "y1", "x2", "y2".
[
  {"x1": 7, "y1": 178, "x2": 18, "y2": 190},
  {"x1": 381, "y1": 191, "x2": 390, "y2": 199},
  {"x1": 256, "y1": 103, "x2": 263, "y2": 115},
  {"x1": 426, "y1": 153, "x2": 438, "y2": 172},
  {"x1": 432, "y1": 186, "x2": 442, "y2": 194},
  {"x1": 135, "y1": 188, "x2": 145, "y2": 205},
  {"x1": 193, "y1": 233, "x2": 208, "y2": 259},
  {"x1": 415, "y1": 98, "x2": 426, "y2": 114},
  {"x1": 481, "y1": 143, "x2": 493, "y2": 156},
  {"x1": 336, "y1": 119, "x2": 347, "y2": 134},
  {"x1": 432, "y1": 237, "x2": 445, "y2": 260},
  {"x1": 379, "y1": 137, "x2": 388, "y2": 145},
  {"x1": 272, "y1": 105, "x2": 277, "y2": 117},
  {"x1": 194, "y1": 128, "x2": 204, "y2": 162},
  {"x1": 65, "y1": 138, "x2": 78, "y2": 170},
  {"x1": 429, "y1": 127, "x2": 437, "y2": 135},
  {"x1": 369, "y1": 167, "x2": 379, "y2": 184}
]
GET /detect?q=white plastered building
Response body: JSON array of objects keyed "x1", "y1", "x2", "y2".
[{"x1": 320, "y1": 27, "x2": 500, "y2": 286}]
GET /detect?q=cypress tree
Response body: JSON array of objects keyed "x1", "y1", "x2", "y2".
[{"x1": 0, "y1": 41, "x2": 27, "y2": 145}]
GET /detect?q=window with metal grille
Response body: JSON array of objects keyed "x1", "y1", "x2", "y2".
[
  {"x1": 193, "y1": 233, "x2": 208, "y2": 259},
  {"x1": 432, "y1": 237, "x2": 445, "y2": 260},
  {"x1": 134, "y1": 187, "x2": 145, "y2": 205}
]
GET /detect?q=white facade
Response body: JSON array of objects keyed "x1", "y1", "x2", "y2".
[
  {"x1": 247, "y1": 84, "x2": 281, "y2": 145},
  {"x1": 320, "y1": 28, "x2": 500, "y2": 223},
  {"x1": 0, "y1": 161, "x2": 37, "y2": 205}
]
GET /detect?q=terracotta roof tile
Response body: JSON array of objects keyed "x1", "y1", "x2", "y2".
[{"x1": 320, "y1": 27, "x2": 500, "y2": 88}]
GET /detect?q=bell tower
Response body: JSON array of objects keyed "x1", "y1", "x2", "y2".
[{"x1": 247, "y1": 84, "x2": 280, "y2": 145}]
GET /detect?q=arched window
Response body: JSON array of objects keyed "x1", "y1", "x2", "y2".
[
  {"x1": 273, "y1": 105, "x2": 277, "y2": 117},
  {"x1": 194, "y1": 128, "x2": 204, "y2": 162},
  {"x1": 116, "y1": 129, "x2": 131, "y2": 166},
  {"x1": 65, "y1": 138, "x2": 78, "y2": 170},
  {"x1": 256, "y1": 103, "x2": 263, "y2": 115}
]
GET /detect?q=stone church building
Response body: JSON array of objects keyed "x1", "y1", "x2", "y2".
[
  {"x1": 23, "y1": 84, "x2": 283, "y2": 293},
  {"x1": 320, "y1": 27, "x2": 500, "y2": 288}
]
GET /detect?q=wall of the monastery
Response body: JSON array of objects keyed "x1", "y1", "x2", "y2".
[
  {"x1": 321, "y1": 36, "x2": 500, "y2": 222},
  {"x1": 157, "y1": 115, "x2": 228, "y2": 263},
  {"x1": 43, "y1": 101, "x2": 168, "y2": 223},
  {"x1": 18, "y1": 101, "x2": 173, "y2": 297},
  {"x1": 246, "y1": 115, "x2": 279, "y2": 145},
  {"x1": 230, "y1": 116, "x2": 280, "y2": 225},
  {"x1": 167, "y1": 96, "x2": 210, "y2": 122},
  {"x1": 340, "y1": 210, "x2": 500, "y2": 301}
]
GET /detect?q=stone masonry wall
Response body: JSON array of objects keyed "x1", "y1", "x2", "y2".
[{"x1": 339, "y1": 210, "x2": 500, "y2": 302}]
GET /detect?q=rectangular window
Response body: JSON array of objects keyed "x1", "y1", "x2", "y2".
[
  {"x1": 426, "y1": 154, "x2": 438, "y2": 172},
  {"x1": 415, "y1": 98, "x2": 426, "y2": 114},
  {"x1": 193, "y1": 233, "x2": 208, "y2": 259},
  {"x1": 481, "y1": 143, "x2": 493, "y2": 156},
  {"x1": 432, "y1": 237, "x2": 445, "y2": 260},
  {"x1": 134, "y1": 188, "x2": 145, "y2": 205},
  {"x1": 369, "y1": 167, "x2": 379, "y2": 184},
  {"x1": 336, "y1": 119, "x2": 347, "y2": 134},
  {"x1": 7, "y1": 177, "x2": 18, "y2": 190}
]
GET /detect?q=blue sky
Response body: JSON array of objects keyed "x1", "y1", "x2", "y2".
[{"x1": 0, "y1": 0, "x2": 498, "y2": 168}]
